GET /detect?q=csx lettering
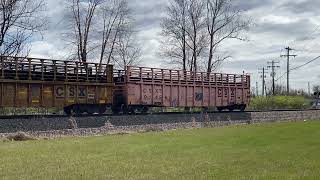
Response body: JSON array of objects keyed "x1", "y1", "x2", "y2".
[
  {"x1": 79, "y1": 88, "x2": 86, "y2": 97},
  {"x1": 69, "y1": 87, "x2": 75, "y2": 97},
  {"x1": 56, "y1": 87, "x2": 87, "y2": 98},
  {"x1": 56, "y1": 87, "x2": 64, "y2": 97}
]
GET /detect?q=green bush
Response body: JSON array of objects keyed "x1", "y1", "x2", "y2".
[{"x1": 249, "y1": 96, "x2": 310, "y2": 110}]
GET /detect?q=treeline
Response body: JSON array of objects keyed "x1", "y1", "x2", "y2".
[
  {"x1": 249, "y1": 96, "x2": 311, "y2": 111},
  {"x1": 0, "y1": 0, "x2": 141, "y2": 69},
  {"x1": 249, "y1": 84, "x2": 320, "y2": 110},
  {"x1": 0, "y1": 0, "x2": 249, "y2": 71},
  {"x1": 160, "y1": 0, "x2": 249, "y2": 73}
]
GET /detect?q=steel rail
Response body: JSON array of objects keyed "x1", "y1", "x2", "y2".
[{"x1": 0, "y1": 109, "x2": 319, "y2": 120}]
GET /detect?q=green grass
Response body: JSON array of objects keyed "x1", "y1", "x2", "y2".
[{"x1": 1, "y1": 121, "x2": 320, "y2": 180}]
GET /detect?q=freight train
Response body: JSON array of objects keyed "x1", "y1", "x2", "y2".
[{"x1": 0, "y1": 56, "x2": 251, "y2": 115}]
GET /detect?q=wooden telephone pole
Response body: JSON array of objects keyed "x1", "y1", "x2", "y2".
[
  {"x1": 259, "y1": 67, "x2": 268, "y2": 96},
  {"x1": 281, "y1": 47, "x2": 297, "y2": 95},
  {"x1": 267, "y1": 60, "x2": 280, "y2": 95}
]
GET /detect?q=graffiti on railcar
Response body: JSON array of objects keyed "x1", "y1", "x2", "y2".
[{"x1": 195, "y1": 92, "x2": 203, "y2": 101}]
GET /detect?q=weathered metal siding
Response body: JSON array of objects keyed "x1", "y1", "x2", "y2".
[
  {"x1": 0, "y1": 56, "x2": 114, "y2": 109},
  {"x1": 116, "y1": 66, "x2": 250, "y2": 108},
  {"x1": 0, "y1": 82, "x2": 113, "y2": 108}
]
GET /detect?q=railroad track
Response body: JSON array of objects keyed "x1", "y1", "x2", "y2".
[
  {"x1": 1, "y1": 109, "x2": 320, "y2": 134},
  {"x1": 0, "y1": 109, "x2": 319, "y2": 120}
]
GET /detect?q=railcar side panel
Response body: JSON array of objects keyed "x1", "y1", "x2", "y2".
[
  {"x1": 0, "y1": 56, "x2": 114, "y2": 115},
  {"x1": 216, "y1": 88, "x2": 223, "y2": 107},
  {"x1": 54, "y1": 85, "x2": 65, "y2": 108},
  {"x1": 0, "y1": 83, "x2": 114, "y2": 108},
  {"x1": 3, "y1": 83, "x2": 14, "y2": 107},
  {"x1": 142, "y1": 85, "x2": 152, "y2": 105},
  {"x1": 43, "y1": 85, "x2": 53, "y2": 107},
  {"x1": 17, "y1": 84, "x2": 28, "y2": 107},
  {"x1": 194, "y1": 87, "x2": 203, "y2": 107},
  {"x1": 153, "y1": 85, "x2": 162, "y2": 106},
  {"x1": 87, "y1": 86, "x2": 96, "y2": 104},
  {"x1": 187, "y1": 86, "x2": 194, "y2": 107},
  {"x1": 115, "y1": 66, "x2": 250, "y2": 112},
  {"x1": 203, "y1": 87, "x2": 209, "y2": 107},
  {"x1": 209, "y1": 87, "x2": 216, "y2": 107},
  {"x1": 236, "y1": 88, "x2": 243, "y2": 104},
  {"x1": 171, "y1": 86, "x2": 178, "y2": 107},
  {"x1": 31, "y1": 84, "x2": 41, "y2": 107},
  {"x1": 222, "y1": 88, "x2": 229, "y2": 107},
  {"x1": 122, "y1": 82, "x2": 250, "y2": 109},
  {"x1": 230, "y1": 88, "x2": 236, "y2": 104},
  {"x1": 179, "y1": 86, "x2": 187, "y2": 107},
  {"x1": 163, "y1": 85, "x2": 170, "y2": 107},
  {"x1": 128, "y1": 84, "x2": 139, "y2": 105},
  {"x1": 77, "y1": 86, "x2": 87, "y2": 105}
]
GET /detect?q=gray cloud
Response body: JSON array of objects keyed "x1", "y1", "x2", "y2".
[
  {"x1": 29, "y1": 0, "x2": 320, "y2": 91},
  {"x1": 278, "y1": 0, "x2": 320, "y2": 15}
]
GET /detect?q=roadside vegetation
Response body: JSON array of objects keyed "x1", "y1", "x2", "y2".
[
  {"x1": 1, "y1": 121, "x2": 320, "y2": 179},
  {"x1": 248, "y1": 96, "x2": 312, "y2": 111}
]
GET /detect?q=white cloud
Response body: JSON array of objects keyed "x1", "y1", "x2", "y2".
[{"x1": 28, "y1": 0, "x2": 320, "y2": 91}]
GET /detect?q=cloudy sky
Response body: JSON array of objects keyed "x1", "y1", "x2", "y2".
[{"x1": 30, "y1": 0, "x2": 320, "y2": 93}]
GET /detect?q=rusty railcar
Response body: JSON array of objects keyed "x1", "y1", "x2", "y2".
[
  {"x1": 0, "y1": 56, "x2": 113, "y2": 115},
  {"x1": 113, "y1": 66, "x2": 250, "y2": 113}
]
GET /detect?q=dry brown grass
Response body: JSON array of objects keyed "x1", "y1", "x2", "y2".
[{"x1": 6, "y1": 132, "x2": 36, "y2": 141}]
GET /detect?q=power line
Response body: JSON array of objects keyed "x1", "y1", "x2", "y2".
[
  {"x1": 290, "y1": 55, "x2": 320, "y2": 71},
  {"x1": 275, "y1": 55, "x2": 320, "y2": 82}
]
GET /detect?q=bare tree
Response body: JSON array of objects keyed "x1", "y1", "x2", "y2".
[
  {"x1": 161, "y1": 0, "x2": 210, "y2": 72},
  {"x1": 186, "y1": 0, "x2": 206, "y2": 72},
  {"x1": 161, "y1": 0, "x2": 249, "y2": 73},
  {"x1": 160, "y1": 0, "x2": 189, "y2": 71},
  {"x1": 313, "y1": 85, "x2": 320, "y2": 93},
  {"x1": 0, "y1": 0, "x2": 46, "y2": 56},
  {"x1": 114, "y1": 29, "x2": 141, "y2": 69},
  {"x1": 98, "y1": 0, "x2": 130, "y2": 66},
  {"x1": 66, "y1": 0, "x2": 140, "y2": 68},
  {"x1": 69, "y1": 0, "x2": 101, "y2": 63},
  {"x1": 205, "y1": 0, "x2": 249, "y2": 73}
]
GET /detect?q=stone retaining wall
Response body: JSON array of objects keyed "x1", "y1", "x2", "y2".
[{"x1": 0, "y1": 110, "x2": 319, "y2": 134}]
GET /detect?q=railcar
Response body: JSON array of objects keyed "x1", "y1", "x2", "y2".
[
  {"x1": 112, "y1": 66, "x2": 251, "y2": 114},
  {"x1": 0, "y1": 56, "x2": 114, "y2": 115}
]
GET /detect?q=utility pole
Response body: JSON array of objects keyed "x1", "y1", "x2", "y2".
[
  {"x1": 308, "y1": 82, "x2": 311, "y2": 95},
  {"x1": 256, "y1": 82, "x2": 259, "y2": 96},
  {"x1": 259, "y1": 67, "x2": 268, "y2": 96},
  {"x1": 267, "y1": 60, "x2": 280, "y2": 95},
  {"x1": 281, "y1": 47, "x2": 297, "y2": 95}
]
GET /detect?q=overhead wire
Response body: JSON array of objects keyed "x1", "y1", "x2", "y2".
[
  {"x1": 274, "y1": 25, "x2": 320, "y2": 82},
  {"x1": 275, "y1": 55, "x2": 320, "y2": 82}
]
